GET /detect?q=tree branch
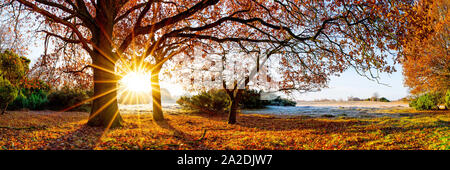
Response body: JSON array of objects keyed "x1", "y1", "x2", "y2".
[
  {"x1": 17, "y1": 0, "x2": 93, "y2": 54},
  {"x1": 39, "y1": 30, "x2": 84, "y2": 44},
  {"x1": 118, "y1": 0, "x2": 219, "y2": 54},
  {"x1": 63, "y1": 65, "x2": 92, "y2": 74}
]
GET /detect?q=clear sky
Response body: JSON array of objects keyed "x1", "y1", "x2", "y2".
[
  {"x1": 27, "y1": 42, "x2": 410, "y2": 101},
  {"x1": 295, "y1": 66, "x2": 409, "y2": 101}
]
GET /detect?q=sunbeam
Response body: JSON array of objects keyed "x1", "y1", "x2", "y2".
[
  {"x1": 60, "y1": 87, "x2": 119, "y2": 112},
  {"x1": 88, "y1": 89, "x2": 127, "y2": 121}
]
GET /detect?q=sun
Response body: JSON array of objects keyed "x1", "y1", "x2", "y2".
[{"x1": 120, "y1": 71, "x2": 152, "y2": 93}]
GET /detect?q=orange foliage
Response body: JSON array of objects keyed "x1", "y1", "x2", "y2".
[{"x1": 400, "y1": 0, "x2": 450, "y2": 94}]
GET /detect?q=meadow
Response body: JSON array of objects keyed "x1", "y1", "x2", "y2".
[{"x1": 1, "y1": 107, "x2": 448, "y2": 150}]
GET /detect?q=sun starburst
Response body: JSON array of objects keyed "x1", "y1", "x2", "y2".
[{"x1": 120, "y1": 71, "x2": 152, "y2": 93}]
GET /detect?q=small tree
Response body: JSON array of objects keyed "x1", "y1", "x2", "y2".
[{"x1": 0, "y1": 50, "x2": 29, "y2": 113}]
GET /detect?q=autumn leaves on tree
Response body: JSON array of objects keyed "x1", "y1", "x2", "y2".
[
  {"x1": 10, "y1": 0, "x2": 412, "y2": 127},
  {"x1": 399, "y1": 0, "x2": 449, "y2": 95}
]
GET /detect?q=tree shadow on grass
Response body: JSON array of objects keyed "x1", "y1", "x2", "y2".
[
  {"x1": 42, "y1": 124, "x2": 105, "y2": 150},
  {"x1": 155, "y1": 120, "x2": 210, "y2": 150},
  {"x1": 174, "y1": 110, "x2": 373, "y2": 134},
  {"x1": 234, "y1": 115, "x2": 371, "y2": 134},
  {"x1": 351, "y1": 120, "x2": 450, "y2": 135}
]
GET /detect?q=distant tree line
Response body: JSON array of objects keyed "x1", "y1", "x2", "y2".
[{"x1": 346, "y1": 93, "x2": 390, "y2": 102}]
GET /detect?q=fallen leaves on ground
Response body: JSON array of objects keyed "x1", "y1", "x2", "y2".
[{"x1": 0, "y1": 110, "x2": 448, "y2": 150}]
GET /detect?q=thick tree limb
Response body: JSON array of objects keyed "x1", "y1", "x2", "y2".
[{"x1": 118, "y1": 0, "x2": 219, "y2": 54}]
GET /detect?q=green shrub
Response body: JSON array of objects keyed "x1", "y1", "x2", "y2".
[
  {"x1": 240, "y1": 89, "x2": 270, "y2": 109},
  {"x1": 9, "y1": 86, "x2": 91, "y2": 111},
  {"x1": 269, "y1": 96, "x2": 297, "y2": 106},
  {"x1": 47, "y1": 87, "x2": 92, "y2": 111},
  {"x1": 177, "y1": 89, "x2": 230, "y2": 114},
  {"x1": 9, "y1": 91, "x2": 28, "y2": 110},
  {"x1": 27, "y1": 90, "x2": 49, "y2": 110},
  {"x1": 379, "y1": 97, "x2": 390, "y2": 102},
  {"x1": 0, "y1": 76, "x2": 18, "y2": 113},
  {"x1": 8, "y1": 87, "x2": 50, "y2": 111},
  {"x1": 409, "y1": 93, "x2": 440, "y2": 110}
]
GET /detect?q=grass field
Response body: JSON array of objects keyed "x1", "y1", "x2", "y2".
[{"x1": 0, "y1": 110, "x2": 448, "y2": 150}]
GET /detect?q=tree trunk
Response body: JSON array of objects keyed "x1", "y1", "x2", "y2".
[
  {"x1": 227, "y1": 89, "x2": 242, "y2": 124},
  {"x1": 228, "y1": 99, "x2": 238, "y2": 124},
  {"x1": 87, "y1": 56, "x2": 123, "y2": 128},
  {"x1": 1, "y1": 103, "x2": 8, "y2": 115},
  {"x1": 151, "y1": 68, "x2": 164, "y2": 121},
  {"x1": 86, "y1": 5, "x2": 122, "y2": 128}
]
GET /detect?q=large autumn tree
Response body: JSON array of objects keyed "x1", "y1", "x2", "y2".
[
  {"x1": 399, "y1": 0, "x2": 449, "y2": 94},
  {"x1": 10, "y1": 0, "x2": 286, "y2": 127},
  {"x1": 9, "y1": 0, "x2": 410, "y2": 127},
  {"x1": 170, "y1": 0, "x2": 409, "y2": 124}
]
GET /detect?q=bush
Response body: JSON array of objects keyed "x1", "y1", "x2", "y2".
[
  {"x1": 379, "y1": 97, "x2": 390, "y2": 102},
  {"x1": 47, "y1": 87, "x2": 92, "y2": 111},
  {"x1": 9, "y1": 91, "x2": 28, "y2": 110},
  {"x1": 9, "y1": 86, "x2": 91, "y2": 111},
  {"x1": 409, "y1": 92, "x2": 440, "y2": 110},
  {"x1": 9, "y1": 91, "x2": 50, "y2": 111},
  {"x1": 177, "y1": 89, "x2": 230, "y2": 114},
  {"x1": 27, "y1": 90, "x2": 49, "y2": 110},
  {"x1": 240, "y1": 89, "x2": 270, "y2": 109},
  {"x1": 269, "y1": 96, "x2": 297, "y2": 106},
  {"x1": 8, "y1": 82, "x2": 50, "y2": 110},
  {"x1": 0, "y1": 76, "x2": 18, "y2": 113}
]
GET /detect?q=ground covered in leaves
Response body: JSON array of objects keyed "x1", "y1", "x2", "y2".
[{"x1": 0, "y1": 110, "x2": 449, "y2": 150}]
